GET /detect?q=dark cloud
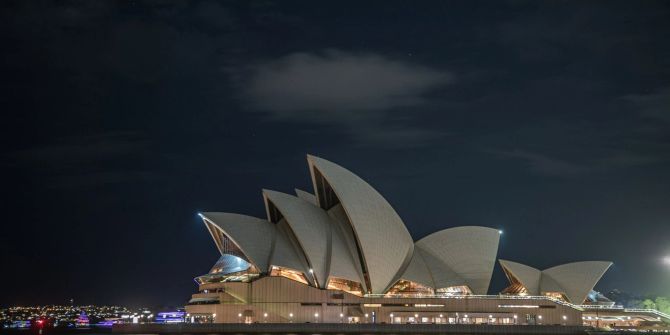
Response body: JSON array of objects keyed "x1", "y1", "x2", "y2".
[
  {"x1": 493, "y1": 150, "x2": 589, "y2": 177},
  {"x1": 623, "y1": 87, "x2": 670, "y2": 123},
  {"x1": 240, "y1": 50, "x2": 452, "y2": 146},
  {"x1": 493, "y1": 149, "x2": 662, "y2": 178}
]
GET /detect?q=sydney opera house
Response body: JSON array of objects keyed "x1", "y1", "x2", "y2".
[{"x1": 184, "y1": 155, "x2": 664, "y2": 327}]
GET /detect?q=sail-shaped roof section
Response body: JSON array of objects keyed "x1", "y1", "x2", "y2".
[
  {"x1": 398, "y1": 251, "x2": 435, "y2": 288},
  {"x1": 199, "y1": 212, "x2": 274, "y2": 272},
  {"x1": 270, "y1": 220, "x2": 312, "y2": 276},
  {"x1": 499, "y1": 260, "x2": 613, "y2": 304},
  {"x1": 416, "y1": 226, "x2": 500, "y2": 294},
  {"x1": 499, "y1": 260, "x2": 541, "y2": 295},
  {"x1": 542, "y1": 261, "x2": 612, "y2": 304},
  {"x1": 328, "y1": 221, "x2": 364, "y2": 283},
  {"x1": 294, "y1": 189, "x2": 317, "y2": 205},
  {"x1": 262, "y1": 189, "x2": 330, "y2": 288},
  {"x1": 307, "y1": 154, "x2": 414, "y2": 294}
]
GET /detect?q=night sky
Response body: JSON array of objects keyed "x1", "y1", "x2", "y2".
[{"x1": 2, "y1": 1, "x2": 669, "y2": 307}]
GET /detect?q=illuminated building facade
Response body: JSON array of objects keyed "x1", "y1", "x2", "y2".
[{"x1": 184, "y1": 155, "x2": 626, "y2": 326}]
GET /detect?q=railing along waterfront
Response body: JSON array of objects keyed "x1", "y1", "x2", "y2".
[
  {"x1": 575, "y1": 304, "x2": 624, "y2": 310},
  {"x1": 576, "y1": 304, "x2": 670, "y2": 320},
  {"x1": 363, "y1": 294, "x2": 583, "y2": 310},
  {"x1": 623, "y1": 308, "x2": 670, "y2": 320}
]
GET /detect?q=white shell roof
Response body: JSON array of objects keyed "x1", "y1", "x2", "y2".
[
  {"x1": 542, "y1": 261, "x2": 612, "y2": 304},
  {"x1": 500, "y1": 260, "x2": 613, "y2": 304},
  {"x1": 263, "y1": 189, "x2": 331, "y2": 287},
  {"x1": 416, "y1": 226, "x2": 500, "y2": 294},
  {"x1": 307, "y1": 155, "x2": 414, "y2": 294},
  {"x1": 270, "y1": 220, "x2": 311, "y2": 277},
  {"x1": 327, "y1": 204, "x2": 367, "y2": 285},
  {"x1": 416, "y1": 248, "x2": 465, "y2": 289},
  {"x1": 294, "y1": 189, "x2": 317, "y2": 205},
  {"x1": 328, "y1": 217, "x2": 364, "y2": 283},
  {"x1": 499, "y1": 259, "x2": 542, "y2": 295},
  {"x1": 398, "y1": 251, "x2": 435, "y2": 288},
  {"x1": 200, "y1": 212, "x2": 274, "y2": 271}
]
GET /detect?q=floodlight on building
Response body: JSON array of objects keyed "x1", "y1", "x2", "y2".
[
  {"x1": 289, "y1": 313, "x2": 293, "y2": 318},
  {"x1": 264, "y1": 313, "x2": 268, "y2": 318},
  {"x1": 562, "y1": 315, "x2": 567, "y2": 320},
  {"x1": 498, "y1": 230, "x2": 503, "y2": 235}
]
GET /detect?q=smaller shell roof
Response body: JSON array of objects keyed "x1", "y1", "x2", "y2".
[
  {"x1": 542, "y1": 261, "x2": 612, "y2": 304},
  {"x1": 398, "y1": 251, "x2": 434, "y2": 289},
  {"x1": 416, "y1": 226, "x2": 500, "y2": 294},
  {"x1": 263, "y1": 189, "x2": 331, "y2": 287},
  {"x1": 294, "y1": 189, "x2": 317, "y2": 205},
  {"x1": 201, "y1": 212, "x2": 274, "y2": 272},
  {"x1": 209, "y1": 254, "x2": 251, "y2": 275},
  {"x1": 499, "y1": 260, "x2": 542, "y2": 295},
  {"x1": 499, "y1": 260, "x2": 613, "y2": 304}
]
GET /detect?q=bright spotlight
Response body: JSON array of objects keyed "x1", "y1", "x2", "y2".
[
  {"x1": 498, "y1": 230, "x2": 503, "y2": 235},
  {"x1": 663, "y1": 256, "x2": 670, "y2": 265}
]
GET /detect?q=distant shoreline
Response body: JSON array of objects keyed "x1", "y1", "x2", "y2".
[{"x1": 0, "y1": 328, "x2": 112, "y2": 334}]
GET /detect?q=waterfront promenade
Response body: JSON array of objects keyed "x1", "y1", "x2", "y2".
[{"x1": 113, "y1": 323, "x2": 591, "y2": 334}]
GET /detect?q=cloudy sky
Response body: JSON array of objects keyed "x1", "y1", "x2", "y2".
[{"x1": 1, "y1": 0, "x2": 669, "y2": 306}]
